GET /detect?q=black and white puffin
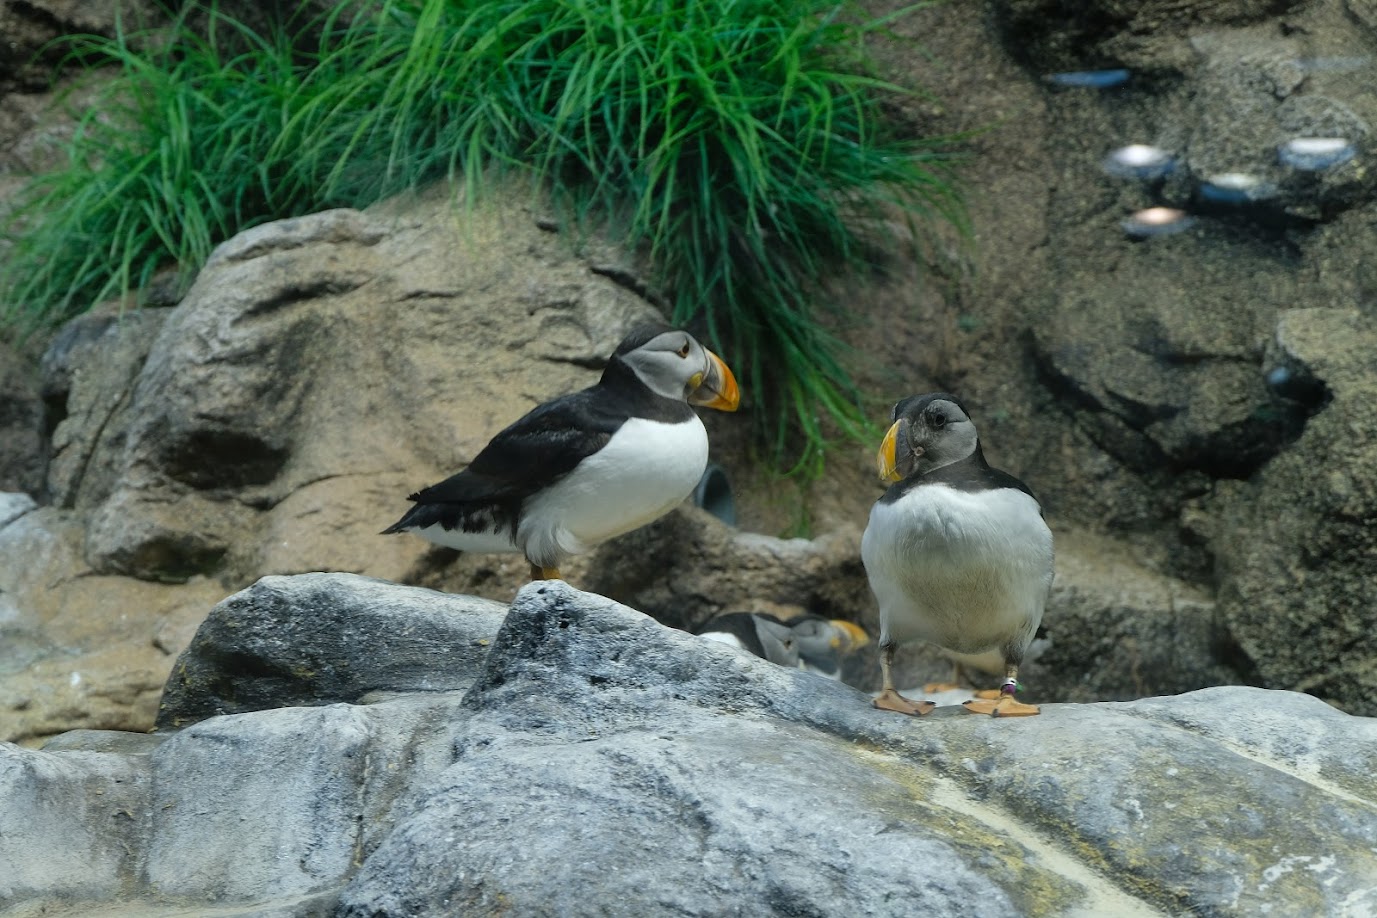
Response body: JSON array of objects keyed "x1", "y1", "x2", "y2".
[
  {"x1": 383, "y1": 324, "x2": 739, "y2": 580},
  {"x1": 695, "y1": 612, "x2": 870, "y2": 679},
  {"x1": 860, "y1": 393, "x2": 1054, "y2": 717},
  {"x1": 923, "y1": 624, "x2": 1052, "y2": 694}
]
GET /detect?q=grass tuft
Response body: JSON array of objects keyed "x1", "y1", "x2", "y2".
[{"x1": 2, "y1": 0, "x2": 966, "y2": 473}]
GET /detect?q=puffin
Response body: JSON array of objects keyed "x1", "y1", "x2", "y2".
[
  {"x1": 860, "y1": 393, "x2": 1054, "y2": 717},
  {"x1": 383, "y1": 323, "x2": 739, "y2": 580},
  {"x1": 696, "y1": 612, "x2": 871, "y2": 679},
  {"x1": 924, "y1": 625, "x2": 1052, "y2": 694}
]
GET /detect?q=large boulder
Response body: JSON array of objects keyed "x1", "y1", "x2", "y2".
[
  {"x1": 2, "y1": 578, "x2": 1374, "y2": 917},
  {"x1": 156, "y1": 574, "x2": 508, "y2": 729},
  {"x1": 1214, "y1": 308, "x2": 1377, "y2": 712},
  {"x1": 77, "y1": 189, "x2": 660, "y2": 585},
  {"x1": 4, "y1": 0, "x2": 1377, "y2": 750}
]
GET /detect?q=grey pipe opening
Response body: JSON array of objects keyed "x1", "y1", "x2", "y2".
[{"x1": 692, "y1": 462, "x2": 736, "y2": 527}]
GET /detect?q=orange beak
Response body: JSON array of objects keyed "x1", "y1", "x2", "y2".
[
  {"x1": 688, "y1": 350, "x2": 740, "y2": 412},
  {"x1": 877, "y1": 420, "x2": 904, "y2": 483},
  {"x1": 827, "y1": 619, "x2": 871, "y2": 652}
]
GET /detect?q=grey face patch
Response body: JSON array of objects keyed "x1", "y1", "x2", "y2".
[
  {"x1": 619, "y1": 331, "x2": 712, "y2": 402},
  {"x1": 898, "y1": 396, "x2": 979, "y2": 475},
  {"x1": 751, "y1": 615, "x2": 800, "y2": 668}
]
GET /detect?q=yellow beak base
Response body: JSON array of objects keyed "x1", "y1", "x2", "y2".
[{"x1": 688, "y1": 351, "x2": 741, "y2": 412}]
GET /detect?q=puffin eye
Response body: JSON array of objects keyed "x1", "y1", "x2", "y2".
[
  {"x1": 676, "y1": 341, "x2": 691, "y2": 359},
  {"x1": 931, "y1": 412, "x2": 947, "y2": 429}
]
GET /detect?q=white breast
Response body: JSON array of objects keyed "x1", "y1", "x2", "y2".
[
  {"x1": 519, "y1": 415, "x2": 709, "y2": 567},
  {"x1": 861, "y1": 484, "x2": 1053, "y2": 655}
]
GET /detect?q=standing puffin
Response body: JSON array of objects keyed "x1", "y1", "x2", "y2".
[
  {"x1": 383, "y1": 324, "x2": 739, "y2": 581},
  {"x1": 860, "y1": 393, "x2": 1054, "y2": 717}
]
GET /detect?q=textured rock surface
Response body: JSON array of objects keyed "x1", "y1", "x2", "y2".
[
  {"x1": 184, "y1": 523, "x2": 1243, "y2": 715},
  {"x1": 156, "y1": 573, "x2": 508, "y2": 729},
  {"x1": 3, "y1": 0, "x2": 1377, "y2": 750},
  {"x1": 2, "y1": 579, "x2": 1375, "y2": 918},
  {"x1": 40, "y1": 309, "x2": 168, "y2": 510},
  {"x1": 0, "y1": 340, "x2": 44, "y2": 494},
  {"x1": 1025, "y1": 529, "x2": 1240, "y2": 702},
  {"x1": 0, "y1": 739, "x2": 152, "y2": 906},
  {"x1": 0, "y1": 1, "x2": 163, "y2": 93},
  {"x1": 1214, "y1": 308, "x2": 1377, "y2": 707},
  {"x1": 0, "y1": 505, "x2": 225, "y2": 746},
  {"x1": 992, "y1": 0, "x2": 1306, "y2": 72},
  {"x1": 79, "y1": 191, "x2": 660, "y2": 584}
]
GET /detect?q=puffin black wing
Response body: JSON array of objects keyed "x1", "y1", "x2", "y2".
[{"x1": 383, "y1": 389, "x2": 628, "y2": 537}]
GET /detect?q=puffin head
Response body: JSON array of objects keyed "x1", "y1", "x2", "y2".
[
  {"x1": 612, "y1": 324, "x2": 740, "y2": 411},
  {"x1": 876, "y1": 392, "x2": 979, "y2": 482},
  {"x1": 785, "y1": 615, "x2": 871, "y2": 656}
]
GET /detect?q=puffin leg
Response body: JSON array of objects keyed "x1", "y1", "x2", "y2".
[
  {"x1": 970, "y1": 684, "x2": 1003, "y2": 701},
  {"x1": 962, "y1": 664, "x2": 1040, "y2": 717},
  {"x1": 873, "y1": 639, "x2": 935, "y2": 716},
  {"x1": 923, "y1": 661, "x2": 970, "y2": 694},
  {"x1": 528, "y1": 563, "x2": 563, "y2": 581}
]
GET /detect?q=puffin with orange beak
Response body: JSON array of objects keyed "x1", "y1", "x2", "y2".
[
  {"x1": 860, "y1": 393, "x2": 1054, "y2": 717},
  {"x1": 696, "y1": 611, "x2": 871, "y2": 679},
  {"x1": 384, "y1": 323, "x2": 739, "y2": 582}
]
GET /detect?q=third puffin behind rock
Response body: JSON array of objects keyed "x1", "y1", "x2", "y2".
[
  {"x1": 384, "y1": 323, "x2": 739, "y2": 581},
  {"x1": 696, "y1": 611, "x2": 870, "y2": 678},
  {"x1": 860, "y1": 393, "x2": 1054, "y2": 717}
]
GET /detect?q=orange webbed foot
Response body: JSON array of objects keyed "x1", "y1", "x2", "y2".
[
  {"x1": 962, "y1": 696, "x2": 1040, "y2": 717},
  {"x1": 874, "y1": 688, "x2": 936, "y2": 717}
]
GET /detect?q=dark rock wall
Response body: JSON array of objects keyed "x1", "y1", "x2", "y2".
[{"x1": 859, "y1": 0, "x2": 1377, "y2": 709}]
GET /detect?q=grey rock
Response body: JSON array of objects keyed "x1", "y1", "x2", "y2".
[
  {"x1": 1012, "y1": 6, "x2": 1377, "y2": 508},
  {"x1": 147, "y1": 705, "x2": 377, "y2": 901},
  {"x1": 0, "y1": 340, "x2": 45, "y2": 496},
  {"x1": 1214, "y1": 308, "x2": 1377, "y2": 714},
  {"x1": 0, "y1": 745, "x2": 150, "y2": 907},
  {"x1": 0, "y1": 492, "x2": 37, "y2": 530},
  {"x1": 340, "y1": 581, "x2": 1377, "y2": 918},
  {"x1": 585, "y1": 505, "x2": 870, "y2": 635},
  {"x1": 1180, "y1": 32, "x2": 1373, "y2": 223},
  {"x1": 1350, "y1": 0, "x2": 1377, "y2": 32},
  {"x1": 1031, "y1": 276, "x2": 1306, "y2": 478},
  {"x1": 0, "y1": 1, "x2": 163, "y2": 93},
  {"x1": 75, "y1": 187, "x2": 660, "y2": 583},
  {"x1": 339, "y1": 722, "x2": 1063, "y2": 918},
  {"x1": 335, "y1": 580, "x2": 1377, "y2": 918},
  {"x1": 1029, "y1": 529, "x2": 1244, "y2": 703},
  {"x1": 39, "y1": 729, "x2": 164, "y2": 756},
  {"x1": 0, "y1": 506, "x2": 227, "y2": 744},
  {"x1": 40, "y1": 309, "x2": 168, "y2": 510},
  {"x1": 992, "y1": 0, "x2": 1303, "y2": 73},
  {"x1": 3, "y1": 578, "x2": 1376, "y2": 918},
  {"x1": 157, "y1": 573, "x2": 508, "y2": 729},
  {"x1": 1, "y1": 691, "x2": 468, "y2": 918},
  {"x1": 145, "y1": 692, "x2": 466, "y2": 908}
]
